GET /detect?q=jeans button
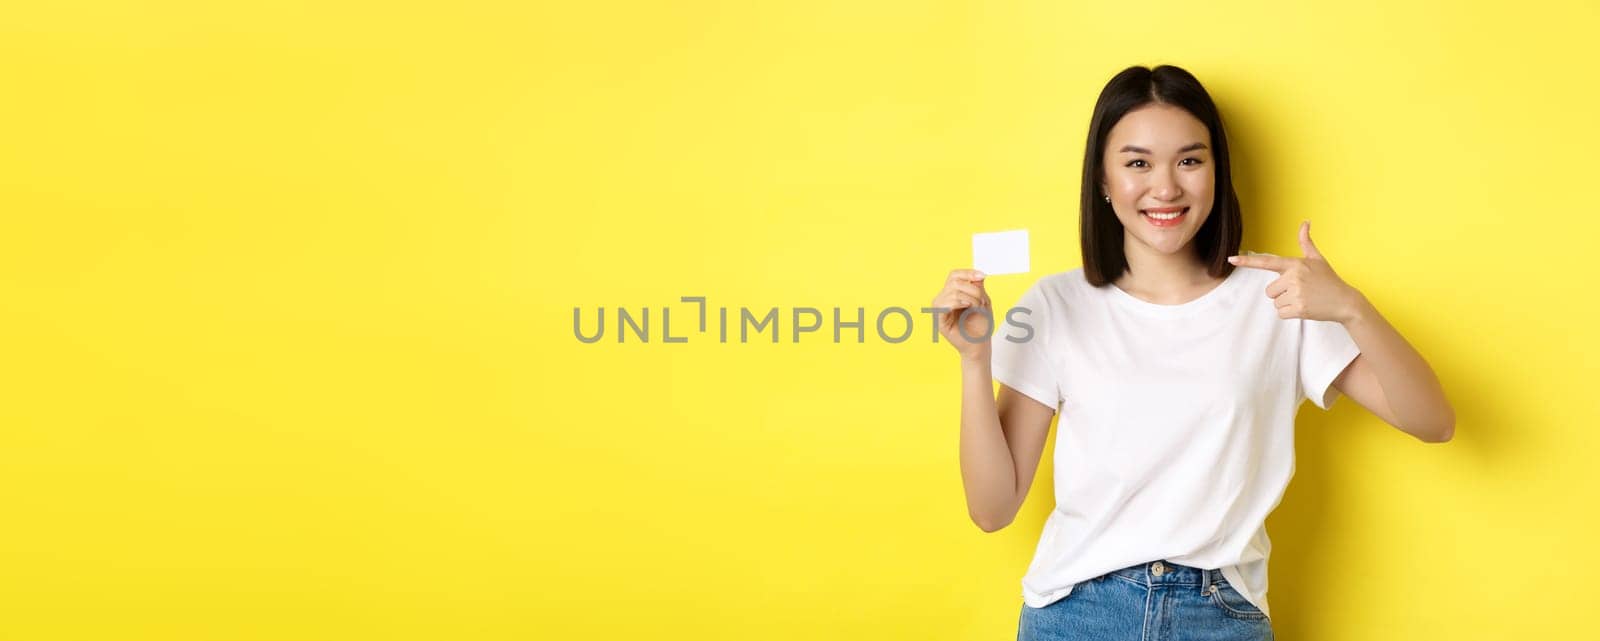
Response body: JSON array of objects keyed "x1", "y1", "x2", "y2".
[{"x1": 1152, "y1": 562, "x2": 1165, "y2": 577}]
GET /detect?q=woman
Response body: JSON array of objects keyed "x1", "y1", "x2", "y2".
[{"x1": 932, "y1": 65, "x2": 1455, "y2": 640}]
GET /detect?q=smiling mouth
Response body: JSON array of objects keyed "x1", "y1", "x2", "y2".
[{"x1": 1139, "y1": 207, "x2": 1188, "y2": 228}]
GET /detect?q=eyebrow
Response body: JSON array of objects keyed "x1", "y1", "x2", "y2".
[{"x1": 1118, "y1": 142, "x2": 1209, "y2": 154}]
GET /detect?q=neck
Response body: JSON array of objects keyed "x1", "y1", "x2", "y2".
[{"x1": 1115, "y1": 235, "x2": 1214, "y2": 303}]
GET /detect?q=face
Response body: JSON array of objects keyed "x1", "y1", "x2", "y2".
[{"x1": 1100, "y1": 103, "x2": 1216, "y2": 257}]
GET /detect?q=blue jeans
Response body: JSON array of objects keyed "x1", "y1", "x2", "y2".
[{"x1": 1017, "y1": 560, "x2": 1274, "y2": 641}]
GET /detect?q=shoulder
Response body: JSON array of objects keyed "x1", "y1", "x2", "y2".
[
  {"x1": 1228, "y1": 263, "x2": 1284, "y2": 297},
  {"x1": 1007, "y1": 269, "x2": 1085, "y2": 316},
  {"x1": 1025, "y1": 268, "x2": 1087, "y2": 301}
]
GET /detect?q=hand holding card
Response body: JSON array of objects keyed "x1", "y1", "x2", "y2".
[{"x1": 931, "y1": 266, "x2": 992, "y2": 361}]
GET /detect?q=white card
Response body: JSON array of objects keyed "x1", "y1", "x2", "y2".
[{"x1": 972, "y1": 229, "x2": 1030, "y2": 276}]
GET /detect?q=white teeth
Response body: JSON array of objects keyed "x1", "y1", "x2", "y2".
[{"x1": 1144, "y1": 209, "x2": 1185, "y2": 220}]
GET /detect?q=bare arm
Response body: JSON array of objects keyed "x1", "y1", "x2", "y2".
[
  {"x1": 960, "y1": 353, "x2": 1056, "y2": 532},
  {"x1": 1333, "y1": 294, "x2": 1455, "y2": 442},
  {"x1": 932, "y1": 268, "x2": 1057, "y2": 532}
]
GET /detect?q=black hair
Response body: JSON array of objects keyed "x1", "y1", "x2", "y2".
[{"x1": 1079, "y1": 64, "x2": 1242, "y2": 287}]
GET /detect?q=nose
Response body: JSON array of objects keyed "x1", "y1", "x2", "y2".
[{"x1": 1151, "y1": 166, "x2": 1182, "y2": 201}]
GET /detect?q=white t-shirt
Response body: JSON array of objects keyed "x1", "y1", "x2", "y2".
[{"x1": 989, "y1": 263, "x2": 1361, "y2": 620}]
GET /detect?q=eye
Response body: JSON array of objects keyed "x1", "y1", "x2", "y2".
[
  {"x1": 1180, "y1": 157, "x2": 1204, "y2": 166},
  {"x1": 1125, "y1": 159, "x2": 1148, "y2": 168}
]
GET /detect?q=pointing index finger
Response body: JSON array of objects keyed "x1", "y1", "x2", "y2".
[{"x1": 1227, "y1": 252, "x2": 1292, "y2": 272}]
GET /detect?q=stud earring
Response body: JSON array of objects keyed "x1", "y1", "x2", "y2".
[{"x1": 1103, "y1": 194, "x2": 1111, "y2": 203}]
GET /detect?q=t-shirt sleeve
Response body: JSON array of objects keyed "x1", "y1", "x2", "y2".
[
  {"x1": 1298, "y1": 317, "x2": 1361, "y2": 410},
  {"x1": 989, "y1": 280, "x2": 1062, "y2": 412}
]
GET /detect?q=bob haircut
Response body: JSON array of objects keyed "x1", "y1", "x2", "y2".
[{"x1": 1079, "y1": 64, "x2": 1243, "y2": 287}]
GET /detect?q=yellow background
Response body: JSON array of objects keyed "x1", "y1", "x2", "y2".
[{"x1": 1, "y1": 1, "x2": 1594, "y2": 639}]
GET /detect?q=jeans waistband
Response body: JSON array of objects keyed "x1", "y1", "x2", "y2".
[{"x1": 1107, "y1": 560, "x2": 1222, "y2": 587}]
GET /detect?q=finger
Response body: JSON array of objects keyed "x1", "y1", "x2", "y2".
[
  {"x1": 948, "y1": 281, "x2": 984, "y2": 301},
  {"x1": 1228, "y1": 254, "x2": 1294, "y2": 272},
  {"x1": 948, "y1": 269, "x2": 987, "y2": 283},
  {"x1": 1273, "y1": 295, "x2": 1293, "y2": 315},
  {"x1": 1297, "y1": 220, "x2": 1325, "y2": 260},
  {"x1": 1265, "y1": 278, "x2": 1290, "y2": 299},
  {"x1": 941, "y1": 293, "x2": 976, "y2": 310}
]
